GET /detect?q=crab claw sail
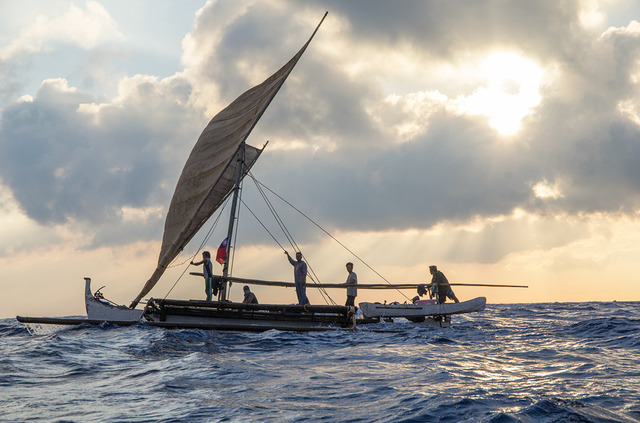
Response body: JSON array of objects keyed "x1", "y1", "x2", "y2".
[{"x1": 130, "y1": 12, "x2": 328, "y2": 308}]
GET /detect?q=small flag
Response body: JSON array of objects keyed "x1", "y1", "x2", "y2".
[{"x1": 216, "y1": 237, "x2": 229, "y2": 265}]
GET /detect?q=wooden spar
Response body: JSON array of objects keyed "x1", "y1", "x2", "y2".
[
  {"x1": 445, "y1": 283, "x2": 528, "y2": 288},
  {"x1": 190, "y1": 273, "x2": 527, "y2": 289}
]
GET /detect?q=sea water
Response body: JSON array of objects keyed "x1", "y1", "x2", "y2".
[{"x1": 1, "y1": 302, "x2": 639, "y2": 422}]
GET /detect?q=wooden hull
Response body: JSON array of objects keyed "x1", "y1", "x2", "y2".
[
  {"x1": 359, "y1": 297, "x2": 486, "y2": 318},
  {"x1": 17, "y1": 279, "x2": 481, "y2": 331},
  {"x1": 16, "y1": 278, "x2": 144, "y2": 327},
  {"x1": 143, "y1": 298, "x2": 356, "y2": 331},
  {"x1": 84, "y1": 278, "x2": 143, "y2": 322},
  {"x1": 16, "y1": 279, "x2": 355, "y2": 331}
]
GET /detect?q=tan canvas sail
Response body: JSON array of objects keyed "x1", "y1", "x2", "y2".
[{"x1": 130, "y1": 12, "x2": 328, "y2": 308}]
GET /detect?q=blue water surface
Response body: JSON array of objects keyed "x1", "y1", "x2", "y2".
[{"x1": 1, "y1": 302, "x2": 639, "y2": 422}]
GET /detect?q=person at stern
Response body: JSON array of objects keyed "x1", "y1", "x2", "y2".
[
  {"x1": 344, "y1": 262, "x2": 357, "y2": 307},
  {"x1": 428, "y1": 265, "x2": 459, "y2": 304}
]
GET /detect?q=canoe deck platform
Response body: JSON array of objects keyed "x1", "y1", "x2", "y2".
[{"x1": 142, "y1": 298, "x2": 357, "y2": 331}]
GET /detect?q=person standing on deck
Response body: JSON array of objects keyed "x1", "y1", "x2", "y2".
[
  {"x1": 429, "y1": 265, "x2": 459, "y2": 304},
  {"x1": 285, "y1": 251, "x2": 310, "y2": 305},
  {"x1": 344, "y1": 262, "x2": 357, "y2": 307},
  {"x1": 190, "y1": 251, "x2": 214, "y2": 301}
]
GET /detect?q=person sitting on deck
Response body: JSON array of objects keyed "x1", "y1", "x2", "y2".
[
  {"x1": 242, "y1": 285, "x2": 258, "y2": 304},
  {"x1": 428, "y1": 265, "x2": 460, "y2": 304}
]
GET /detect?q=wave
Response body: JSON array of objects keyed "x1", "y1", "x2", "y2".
[
  {"x1": 492, "y1": 398, "x2": 640, "y2": 423},
  {"x1": 568, "y1": 317, "x2": 640, "y2": 334},
  {"x1": 566, "y1": 317, "x2": 640, "y2": 348},
  {"x1": 3, "y1": 305, "x2": 640, "y2": 422},
  {"x1": 0, "y1": 320, "x2": 31, "y2": 337}
]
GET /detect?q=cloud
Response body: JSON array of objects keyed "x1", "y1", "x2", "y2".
[
  {"x1": 319, "y1": 0, "x2": 585, "y2": 63},
  {"x1": 2, "y1": 0, "x2": 640, "y2": 267},
  {"x1": 0, "y1": 1, "x2": 125, "y2": 105},
  {"x1": 0, "y1": 1, "x2": 123, "y2": 61},
  {"x1": 0, "y1": 74, "x2": 203, "y2": 250},
  {"x1": 186, "y1": 1, "x2": 640, "y2": 259}
]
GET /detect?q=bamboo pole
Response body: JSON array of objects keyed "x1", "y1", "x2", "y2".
[{"x1": 189, "y1": 273, "x2": 527, "y2": 289}]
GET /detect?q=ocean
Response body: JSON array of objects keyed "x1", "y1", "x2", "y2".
[{"x1": 1, "y1": 302, "x2": 639, "y2": 422}]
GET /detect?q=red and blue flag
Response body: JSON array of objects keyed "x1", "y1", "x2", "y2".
[{"x1": 216, "y1": 237, "x2": 229, "y2": 265}]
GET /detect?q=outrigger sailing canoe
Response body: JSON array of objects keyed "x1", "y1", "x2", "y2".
[
  {"x1": 18, "y1": 13, "x2": 356, "y2": 332},
  {"x1": 16, "y1": 13, "x2": 526, "y2": 331}
]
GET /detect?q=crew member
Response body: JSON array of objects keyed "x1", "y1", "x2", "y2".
[
  {"x1": 242, "y1": 285, "x2": 258, "y2": 304},
  {"x1": 344, "y1": 262, "x2": 357, "y2": 307},
  {"x1": 285, "y1": 251, "x2": 310, "y2": 305},
  {"x1": 428, "y1": 265, "x2": 459, "y2": 304},
  {"x1": 190, "y1": 251, "x2": 214, "y2": 301}
]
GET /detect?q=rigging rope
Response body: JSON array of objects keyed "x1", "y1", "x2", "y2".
[
  {"x1": 249, "y1": 174, "x2": 410, "y2": 302},
  {"x1": 159, "y1": 164, "x2": 412, "y2": 305},
  {"x1": 239, "y1": 199, "x2": 285, "y2": 250},
  {"x1": 162, "y1": 197, "x2": 229, "y2": 300},
  {"x1": 240, "y1": 198, "x2": 335, "y2": 305},
  {"x1": 248, "y1": 173, "x2": 336, "y2": 305}
]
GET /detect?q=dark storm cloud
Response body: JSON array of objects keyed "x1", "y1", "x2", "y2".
[
  {"x1": 319, "y1": 0, "x2": 584, "y2": 62},
  {"x1": 186, "y1": 2, "x2": 386, "y2": 142},
  {"x1": 254, "y1": 112, "x2": 535, "y2": 234},
  {"x1": 0, "y1": 77, "x2": 201, "y2": 244},
  {"x1": 200, "y1": 0, "x2": 640, "y2": 238}
]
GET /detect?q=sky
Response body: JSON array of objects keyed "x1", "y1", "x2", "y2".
[{"x1": 2, "y1": 0, "x2": 640, "y2": 318}]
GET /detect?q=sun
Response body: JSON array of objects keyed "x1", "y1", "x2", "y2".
[{"x1": 457, "y1": 51, "x2": 544, "y2": 136}]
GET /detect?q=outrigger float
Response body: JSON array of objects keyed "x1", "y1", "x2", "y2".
[
  {"x1": 359, "y1": 297, "x2": 488, "y2": 328},
  {"x1": 16, "y1": 13, "x2": 526, "y2": 332}
]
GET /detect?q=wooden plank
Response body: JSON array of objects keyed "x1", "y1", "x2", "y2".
[
  {"x1": 16, "y1": 316, "x2": 138, "y2": 326},
  {"x1": 151, "y1": 298, "x2": 350, "y2": 314}
]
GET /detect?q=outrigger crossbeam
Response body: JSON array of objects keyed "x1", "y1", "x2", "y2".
[{"x1": 190, "y1": 273, "x2": 527, "y2": 289}]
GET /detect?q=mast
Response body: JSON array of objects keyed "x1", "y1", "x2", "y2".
[
  {"x1": 128, "y1": 12, "x2": 329, "y2": 309},
  {"x1": 221, "y1": 142, "x2": 246, "y2": 300}
]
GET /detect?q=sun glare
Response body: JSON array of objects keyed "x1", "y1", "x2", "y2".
[
  {"x1": 457, "y1": 51, "x2": 544, "y2": 136},
  {"x1": 533, "y1": 179, "x2": 564, "y2": 199}
]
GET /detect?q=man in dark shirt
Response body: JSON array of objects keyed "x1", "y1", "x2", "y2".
[
  {"x1": 242, "y1": 285, "x2": 258, "y2": 304},
  {"x1": 190, "y1": 251, "x2": 214, "y2": 301},
  {"x1": 429, "y1": 265, "x2": 459, "y2": 304}
]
